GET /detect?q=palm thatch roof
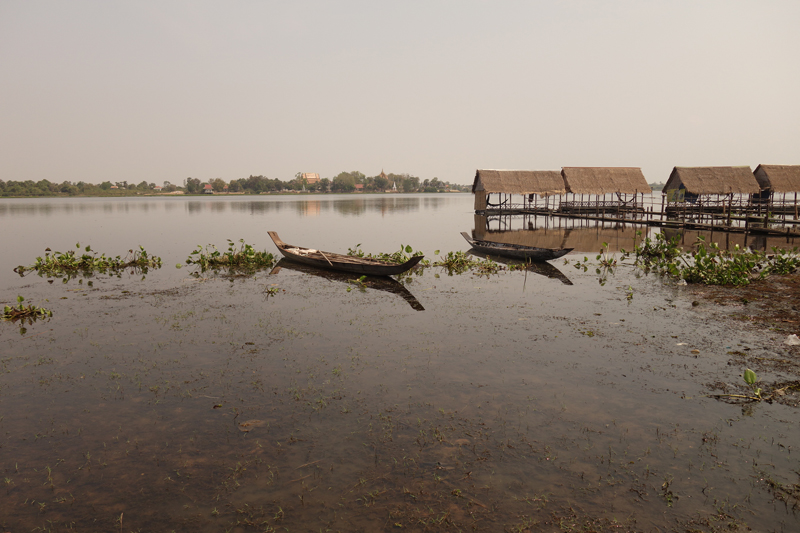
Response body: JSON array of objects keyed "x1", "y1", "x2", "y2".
[
  {"x1": 753, "y1": 165, "x2": 800, "y2": 193},
  {"x1": 561, "y1": 167, "x2": 651, "y2": 195},
  {"x1": 664, "y1": 167, "x2": 759, "y2": 195},
  {"x1": 472, "y1": 170, "x2": 566, "y2": 197}
]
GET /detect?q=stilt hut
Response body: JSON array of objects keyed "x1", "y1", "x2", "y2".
[
  {"x1": 663, "y1": 166, "x2": 759, "y2": 219},
  {"x1": 753, "y1": 165, "x2": 800, "y2": 220},
  {"x1": 472, "y1": 170, "x2": 565, "y2": 213},
  {"x1": 559, "y1": 167, "x2": 651, "y2": 218}
]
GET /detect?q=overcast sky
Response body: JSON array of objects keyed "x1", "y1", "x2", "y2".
[{"x1": 1, "y1": 1, "x2": 798, "y2": 186}]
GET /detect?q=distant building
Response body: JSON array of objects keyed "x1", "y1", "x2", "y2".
[
  {"x1": 154, "y1": 185, "x2": 162, "y2": 191},
  {"x1": 302, "y1": 173, "x2": 320, "y2": 184},
  {"x1": 354, "y1": 184, "x2": 364, "y2": 191},
  {"x1": 203, "y1": 184, "x2": 214, "y2": 194}
]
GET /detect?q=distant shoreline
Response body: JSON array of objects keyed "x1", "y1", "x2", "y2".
[{"x1": 0, "y1": 190, "x2": 470, "y2": 200}]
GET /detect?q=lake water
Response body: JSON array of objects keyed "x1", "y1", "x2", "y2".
[{"x1": 1, "y1": 194, "x2": 799, "y2": 531}]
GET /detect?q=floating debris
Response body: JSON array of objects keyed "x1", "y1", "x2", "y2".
[{"x1": 238, "y1": 420, "x2": 267, "y2": 433}]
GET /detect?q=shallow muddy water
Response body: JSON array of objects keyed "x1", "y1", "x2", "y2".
[{"x1": 2, "y1": 195, "x2": 800, "y2": 532}]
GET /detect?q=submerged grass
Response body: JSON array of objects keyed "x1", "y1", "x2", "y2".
[{"x1": 15, "y1": 243, "x2": 162, "y2": 280}]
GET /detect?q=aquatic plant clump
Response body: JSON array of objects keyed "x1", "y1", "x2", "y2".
[
  {"x1": 347, "y1": 245, "x2": 505, "y2": 277},
  {"x1": 347, "y1": 243, "x2": 428, "y2": 266},
  {"x1": 630, "y1": 231, "x2": 682, "y2": 266},
  {"x1": 626, "y1": 233, "x2": 800, "y2": 287},
  {"x1": 15, "y1": 244, "x2": 162, "y2": 279},
  {"x1": 2, "y1": 296, "x2": 53, "y2": 321},
  {"x1": 678, "y1": 242, "x2": 800, "y2": 286},
  {"x1": 184, "y1": 239, "x2": 277, "y2": 272},
  {"x1": 432, "y1": 250, "x2": 502, "y2": 277}
]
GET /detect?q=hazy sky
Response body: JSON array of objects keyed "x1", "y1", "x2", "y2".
[{"x1": 2, "y1": 1, "x2": 798, "y2": 186}]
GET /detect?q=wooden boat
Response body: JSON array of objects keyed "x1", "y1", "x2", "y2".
[
  {"x1": 268, "y1": 231, "x2": 424, "y2": 276},
  {"x1": 270, "y1": 259, "x2": 424, "y2": 311},
  {"x1": 461, "y1": 232, "x2": 573, "y2": 262}
]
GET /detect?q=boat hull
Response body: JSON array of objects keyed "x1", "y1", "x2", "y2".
[
  {"x1": 268, "y1": 231, "x2": 423, "y2": 277},
  {"x1": 461, "y1": 232, "x2": 572, "y2": 262}
]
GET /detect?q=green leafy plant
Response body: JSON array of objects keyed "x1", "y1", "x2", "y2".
[
  {"x1": 3, "y1": 296, "x2": 53, "y2": 321},
  {"x1": 630, "y1": 234, "x2": 799, "y2": 287},
  {"x1": 596, "y1": 242, "x2": 617, "y2": 268},
  {"x1": 433, "y1": 251, "x2": 474, "y2": 275},
  {"x1": 264, "y1": 286, "x2": 280, "y2": 298},
  {"x1": 347, "y1": 275, "x2": 368, "y2": 291},
  {"x1": 15, "y1": 243, "x2": 162, "y2": 281},
  {"x1": 347, "y1": 243, "x2": 428, "y2": 265},
  {"x1": 743, "y1": 369, "x2": 762, "y2": 399},
  {"x1": 185, "y1": 239, "x2": 276, "y2": 273},
  {"x1": 632, "y1": 231, "x2": 682, "y2": 266}
]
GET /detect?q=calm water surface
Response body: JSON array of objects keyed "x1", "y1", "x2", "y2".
[{"x1": 1, "y1": 194, "x2": 798, "y2": 531}]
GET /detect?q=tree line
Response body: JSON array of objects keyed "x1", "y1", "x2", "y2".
[{"x1": 0, "y1": 172, "x2": 468, "y2": 197}]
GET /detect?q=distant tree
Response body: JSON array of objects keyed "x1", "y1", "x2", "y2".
[
  {"x1": 374, "y1": 175, "x2": 388, "y2": 190},
  {"x1": 137, "y1": 180, "x2": 149, "y2": 190},
  {"x1": 37, "y1": 180, "x2": 55, "y2": 194},
  {"x1": 100, "y1": 181, "x2": 112, "y2": 190},
  {"x1": 319, "y1": 178, "x2": 331, "y2": 192},
  {"x1": 332, "y1": 172, "x2": 356, "y2": 192},
  {"x1": 402, "y1": 176, "x2": 420, "y2": 192},
  {"x1": 186, "y1": 178, "x2": 202, "y2": 193},
  {"x1": 211, "y1": 178, "x2": 226, "y2": 192}
]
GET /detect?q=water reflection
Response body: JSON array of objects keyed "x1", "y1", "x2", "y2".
[
  {"x1": 0, "y1": 195, "x2": 452, "y2": 218},
  {"x1": 475, "y1": 213, "x2": 800, "y2": 253},
  {"x1": 466, "y1": 249, "x2": 573, "y2": 285},
  {"x1": 474, "y1": 215, "x2": 645, "y2": 253},
  {"x1": 662, "y1": 227, "x2": 799, "y2": 252},
  {"x1": 270, "y1": 259, "x2": 425, "y2": 310}
]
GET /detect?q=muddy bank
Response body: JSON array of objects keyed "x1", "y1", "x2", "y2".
[{"x1": 687, "y1": 274, "x2": 800, "y2": 408}]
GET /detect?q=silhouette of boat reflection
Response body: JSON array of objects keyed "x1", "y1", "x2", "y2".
[
  {"x1": 269, "y1": 259, "x2": 425, "y2": 311},
  {"x1": 466, "y1": 249, "x2": 573, "y2": 285}
]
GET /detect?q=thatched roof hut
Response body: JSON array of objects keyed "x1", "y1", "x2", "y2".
[
  {"x1": 472, "y1": 170, "x2": 566, "y2": 197},
  {"x1": 753, "y1": 165, "x2": 800, "y2": 193},
  {"x1": 664, "y1": 167, "x2": 759, "y2": 195},
  {"x1": 561, "y1": 167, "x2": 651, "y2": 195}
]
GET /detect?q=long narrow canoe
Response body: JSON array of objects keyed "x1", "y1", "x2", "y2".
[
  {"x1": 461, "y1": 232, "x2": 573, "y2": 262},
  {"x1": 268, "y1": 231, "x2": 424, "y2": 277}
]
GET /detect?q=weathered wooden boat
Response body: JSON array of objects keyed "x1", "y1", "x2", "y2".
[
  {"x1": 270, "y1": 259, "x2": 425, "y2": 311},
  {"x1": 460, "y1": 232, "x2": 573, "y2": 262},
  {"x1": 268, "y1": 231, "x2": 424, "y2": 276}
]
